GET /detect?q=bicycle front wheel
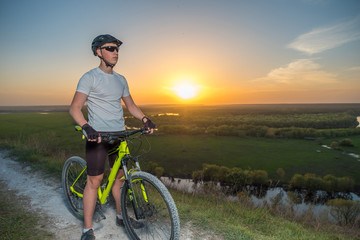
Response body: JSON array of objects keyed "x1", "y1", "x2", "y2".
[
  {"x1": 61, "y1": 156, "x2": 87, "y2": 219},
  {"x1": 121, "y1": 171, "x2": 180, "y2": 240}
]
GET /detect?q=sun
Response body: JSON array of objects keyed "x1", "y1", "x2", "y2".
[{"x1": 173, "y1": 83, "x2": 199, "y2": 100}]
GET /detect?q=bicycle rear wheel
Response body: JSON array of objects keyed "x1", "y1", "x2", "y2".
[
  {"x1": 62, "y1": 156, "x2": 87, "y2": 219},
  {"x1": 120, "y1": 171, "x2": 180, "y2": 240}
]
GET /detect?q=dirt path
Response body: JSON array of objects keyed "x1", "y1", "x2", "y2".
[{"x1": 0, "y1": 151, "x2": 218, "y2": 240}]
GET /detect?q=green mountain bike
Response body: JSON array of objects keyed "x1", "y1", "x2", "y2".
[{"x1": 62, "y1": 127, "x2": 180, "y2": 240}]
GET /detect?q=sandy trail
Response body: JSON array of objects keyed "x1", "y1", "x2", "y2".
[{"x1": 0, "y1": 151, "x2": 209, "y2": 240}]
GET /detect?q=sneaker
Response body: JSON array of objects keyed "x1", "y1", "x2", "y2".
[
  {"x1": 81, "y1": 229, "x2": 95, "y2": 240},
  {"x1": 117, "y1": 216, "x2": 145, "y2": 229}
]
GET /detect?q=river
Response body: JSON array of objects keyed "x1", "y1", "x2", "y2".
[{"x1": 161, "y1": 177, "x2": 360, "y2": 218}]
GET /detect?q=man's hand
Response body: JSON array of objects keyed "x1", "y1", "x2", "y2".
[
  {"x1": 82, "y1": 123, "x2": 101, "y2": 143},
  {"x1": 142, "y1": 116, "x2": 156, "y2": 134}
]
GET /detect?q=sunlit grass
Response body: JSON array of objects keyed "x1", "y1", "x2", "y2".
[
  {"x1": 171, "y1": 189, "x2": 358, "y2": 240},
  {"x1": 0, "y1": 181, "x2": 53, "y2": 240}
]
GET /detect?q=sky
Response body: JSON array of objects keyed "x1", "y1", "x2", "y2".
[{"x1": 0, "y1": 0, "x2": 359, "y2": 106}]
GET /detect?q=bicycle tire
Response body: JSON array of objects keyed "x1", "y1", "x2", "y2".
[
  {"x1": 62, "y1": 156, "x2": 87, "y2": 219},
  {"x1": 120, "y1": 171, "x2": 180, "y2": 240}
]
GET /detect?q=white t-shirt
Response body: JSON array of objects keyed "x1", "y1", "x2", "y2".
[{"x1": 76, "y1": 67, "x2": 130, "y2": 131}]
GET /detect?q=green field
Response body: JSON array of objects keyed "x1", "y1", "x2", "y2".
[
  {"x1": 0, "y1": 104, "x2": 359, "y2": 187},
  {"x1": 148, "y1": 135, "x2": 360, "y2": 183},
  {"x1": 1, "y1": 105, "x2": 360, "y2": 239}
]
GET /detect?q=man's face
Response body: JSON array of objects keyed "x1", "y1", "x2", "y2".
[{"x1": 97, "y1": 42, "x2": 119, "y2": 65}]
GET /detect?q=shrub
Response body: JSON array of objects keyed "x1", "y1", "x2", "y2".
[
  {"x1": 154, "y1": 167, "x2": 164, "y2": 178},
  {"x1": 330, "y1": 141, "x2": 339, "y2": 150},
  {"x1": 303, "y1": 173, "x2": 325, "y2": 192},
  {"x1": 323, "y1": 174, "x2": 337, "y2": 192},
  {"x1": 225, "y1": 167, "x2": 248, "y2": 189},
  {"x1": 144, "y1": 161, "x2": 159, "y2": 174},
  {"x1": 290, "y1": 173, "x2": 354, "y2": 193},
  {"x1": 202, "y1": 164, "x2": 230, "y2": 182},
  {"x1": 246, "y1": 126, "x2": 268, "y2": 137},
  {"x1": 202, "y1": 164, "x2": 219, "y2": 181},
  {"x1": 336, "y1": 177, "x2": 354, "y2": 192},
  {"x1": 251, "y1": 170, "x2": 269, "y2": 186},
  {"x1": 192, "y1": 170, "x2": 203, "y2": 182},
  {"x1": 290, "y1": 174, "x2": 305, "y2": 189},
  {"x1": 276, "y1": 168, "x2": 285, "y2": 179},
  {"x1": 339, "y1": 138, "x2": 354, "y2": 147},
  {"x1": 265, "y1": 128, "x2": 277, "y2": 138},
  {"x1": 326, "y1": 199, "x2": 360, "y2": 226}
]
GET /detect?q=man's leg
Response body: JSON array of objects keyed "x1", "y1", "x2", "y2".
[
  {"x1": 112, "y1": 168, "x2": 144, "y2": 229},
  {"x1": 83, "y1": 174, "x2": 104, "y2": 229},
  {"x1": 111, "y1": 169, "x2": 125, "y2": 215}
]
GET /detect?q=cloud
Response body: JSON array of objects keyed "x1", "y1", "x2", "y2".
[
  {"x1": 288, "y1": 16, "x2": 360, "y2": 55},
  {"x1": 345, "y1": 66, "x2": 360, "y2": 72},
  {"x1": 253, "y1": 59, "x2": 337, "y2": 86}
]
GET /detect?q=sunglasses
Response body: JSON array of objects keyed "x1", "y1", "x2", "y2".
[{"x1": 100, "y1": 46, "x2": 119, "y2": 52}]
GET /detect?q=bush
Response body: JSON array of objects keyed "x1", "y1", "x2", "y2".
[
  {"x1": 336, "y1": 177, "x2": 355, "y2": 192},
  {"x1": 192, "y1": 170, "x2": 203, "y2": 182},
  {"x1": 339, "y1": 138, "x2": 354, "y2": 147},
  {"x1": 246, "y1": 126, "x2": 268, "y2": 137},
  {"x1": 303, "y1": 173, "x2": 326, "y2": 192},
  {"x1": 326, "y1": 199, "x2": 360, "y2": 226},
  {"x1": 323, "y1": 174, "x2": 337, "y2": 192},
  {"x1": 276, "y1": 168, "x2": 285, "y2": 179},
  {"x1": 330, "y1": 141, "x2": 339, "y2": 150},
  {"x1": 251, "y1": 170, "x2": 269, "y2": 186},
  {"x1": 290, "y1": 174, "x2": 305, "y2": 189},
  {"x1": 226, "y1": 167, "x2": 249, "y2": 190},
  {"x1": 290, "y1": 173, "x2": 354, "y2": 193},
  {"x1": 192, "y1": 165, "x2": 269, "y2": 191},
  {"x1": 154, "y1": 167, "x2": 164, "y2": 178},
  {"x1": 202, "y1": 164, "x2": 230, "y2": 182}
]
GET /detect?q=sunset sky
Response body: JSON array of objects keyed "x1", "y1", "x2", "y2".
[{"x1": 0, "y1": 0, "x2": 359, "y2": 106}]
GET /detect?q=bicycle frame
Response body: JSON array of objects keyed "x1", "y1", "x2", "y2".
[
  {"x1": 69, "y1": 136, "x2": 145, "y2": 206},
  {"x1": 97, "y1": 140, "x2": 130, "y2": 204}
]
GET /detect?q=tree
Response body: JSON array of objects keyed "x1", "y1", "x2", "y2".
[
  {"x1": 154, "y1": 167, "x2": 164, "y2": 179},
  {"x1": 326, "y1": 199, "x2": 360, "y2": 226},
  {"x1": 276, "y1": 168, "x2": 285, "y2": 179},
  {"x1": 339, "y1": 138, "x2": 354, "y2": 147},
  {"x1": 330, "y1": 141, "x2": 339, "y2": 150}
]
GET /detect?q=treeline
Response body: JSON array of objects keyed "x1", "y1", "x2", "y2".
[
  {"x1": 192, "y1": 164, "x2": 269, "y2": 193},
  {"x1": 192, "y1": 164, "x2": 355, "y2": 194},
  {"x1": 137, "y1": 103, "x2": 360, "y2": 117},
  {"x1": 122, "y1": 104, "x2": 360, "y2": 138},
  {"x1": 157, "y1": 124, "x2": 360, "y2": 139},
  {"x1": 188, "y1": 113, "x2": 358, "y2": 129},
  {"x1": 151, "y1": 112, "x2": 358, "y2": 129},
  {"x1": 290, "y1": 173, "x2": 354, "y2": 193}
]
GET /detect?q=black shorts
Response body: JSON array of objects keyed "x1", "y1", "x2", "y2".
[{"x1": 85, "y1": 138, "x2": 121, "y2": 176}]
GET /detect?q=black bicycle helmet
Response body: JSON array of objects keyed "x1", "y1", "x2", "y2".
[{"x1": 91, "y1": 34, "x2": 122, "y2": 56}]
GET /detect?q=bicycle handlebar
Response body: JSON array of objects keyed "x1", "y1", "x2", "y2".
[
  {"x1": 100, "y1": 128, "x2": 147, "y2": 142},
  {"x1": 75, "y1": 126, "x2": 147, "y2": 142}
]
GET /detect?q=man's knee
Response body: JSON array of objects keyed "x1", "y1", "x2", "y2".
[{"x1": 87, "y1": 174, "x2": 103, "y2": 189}]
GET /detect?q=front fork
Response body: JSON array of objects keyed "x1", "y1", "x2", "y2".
[{"x1": 122, "y1": 157, "x2": 148, "y2": 220}]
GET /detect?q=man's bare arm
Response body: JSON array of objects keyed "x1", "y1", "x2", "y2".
[
  {"x1": 69, "y1": 91, "x2": 88, "y2": 127},
  {"x1": 122, "y1": 95, "x2": 154, "y2": 133},
  {"x1": 69, "y1": 91, "x2": 101, "y2": 142},
  {"x1": 122, "y1": 95, "x2": 145, "y2": 121}
]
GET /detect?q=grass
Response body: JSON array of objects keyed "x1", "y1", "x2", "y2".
[
  {"x1": 0, "y1": 111, "x2": 359, "y2": 239},
  {"x1": 172, "y1": 189, "x2": 359, "y2": 240},
  {"x1": 147, "y1": 135, "x2": 360, "y2": 184},
  {"x1": 0, "y1": 181, "x2": 53, "y2": 240},
  {"x1": 1, "y1": 112, "x2": 359, "y2": 185}
]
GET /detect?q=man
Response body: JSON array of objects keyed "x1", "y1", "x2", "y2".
[{"x1": 69, "y1": 34, "x2": 156, "y2": 240}]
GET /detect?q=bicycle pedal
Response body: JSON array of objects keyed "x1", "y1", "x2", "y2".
[
  {"x1": 94, "y1": 210, "x2": 106, "y2": 223},
  {"x1": 94, "y1": 204, "x2": 106, "y2": 223}
]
